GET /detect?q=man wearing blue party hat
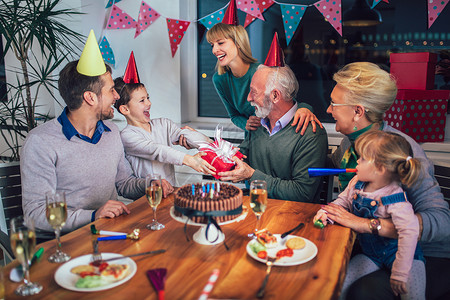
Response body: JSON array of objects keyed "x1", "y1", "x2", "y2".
[{"x1": 21, "y1": 30, "x2": 145, "y2": 234}]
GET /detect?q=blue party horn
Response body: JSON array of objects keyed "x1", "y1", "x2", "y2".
[
  {"x1": 308, "y1": 168, "x2": 357, "y2": 177},
  {"x1": 98, "y1": 235, "x2": 127, "y2": 241}
]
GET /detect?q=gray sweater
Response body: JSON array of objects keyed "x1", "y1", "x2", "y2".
[
  {"x1": 120, "y1": 118, "x2": 210, "y2": 186},
  {"x1": 331, "y1": 121, "x2": 450, "y2": 258},
  {"x1": 21, "y1": 119, "x2": 145, "y2": 232}
]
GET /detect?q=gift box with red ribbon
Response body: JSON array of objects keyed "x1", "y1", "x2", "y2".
[{"x1": 198, "y1": 126, "x2": 243, "y2": 179}]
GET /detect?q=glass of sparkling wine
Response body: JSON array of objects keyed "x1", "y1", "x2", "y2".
[
  {"x1": 10, "y1": 216, "x2": 42, "y2": 296},
  {"x1": 46, "y1": 191, "x2": 70, "y2": 263},
  {"x1": 249, "y1": 180, "x2": 268, "y2": 238},
  {"x1": 146, "y1": 174, "x2": 164, "y2": 230}
]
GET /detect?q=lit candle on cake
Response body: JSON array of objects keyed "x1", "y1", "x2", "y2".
[{"x1": 210, "y1": 183, "x2": 214, "y2": 199}]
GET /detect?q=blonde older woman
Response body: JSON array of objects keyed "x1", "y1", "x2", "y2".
[
  {"x1": 322, "y1": 62, "x2": 450, "y2": 300},
  {"x1": 206, "y1": 23, "x2": 321, "y2": 134}
]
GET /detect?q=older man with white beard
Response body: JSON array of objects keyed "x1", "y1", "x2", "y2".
[{"x1": 219, "y1": 65, "x2": 328, "y2": 202}]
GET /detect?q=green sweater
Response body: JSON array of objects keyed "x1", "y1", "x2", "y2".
[
  {"x1": 240, "y1": 121, "x2": 328, "y2": 202},
  {"x1": 212, "y1": 62, "x2": 313, "y2": 131}
]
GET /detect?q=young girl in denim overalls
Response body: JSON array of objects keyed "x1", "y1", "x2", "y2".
[{"x1": 314, "y1": 130, "x2": 425, "y2": 300}]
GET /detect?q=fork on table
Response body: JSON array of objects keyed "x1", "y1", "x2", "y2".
[
  {"x1": 91, "y1": 239, "x2": 103, "y2": 265},
  {"x1": 256, "y1": 255, "x2": 277, "y2": 298}
]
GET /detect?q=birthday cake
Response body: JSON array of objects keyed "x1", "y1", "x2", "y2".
[{"x1": 174, "y1": 183, "x2": 243, "y2": 224}]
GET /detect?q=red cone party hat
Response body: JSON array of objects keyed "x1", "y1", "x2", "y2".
[
  {"x1": 222, "y1": 0, "x2": 239, "y2": 25},
  {"x1": 264, "y1": 32, "x2": 285, "y2": 67},
  {"x1": 123, "y1": 51, "x2": 140, "y2": 84}
]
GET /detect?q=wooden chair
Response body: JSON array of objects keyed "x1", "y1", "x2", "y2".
[
  {"x1": 0, "y1": 161, "x2": 22, "y2": 264},
  {"x1": 434, "y1": 162, "x2": 450, "y2": 206}
]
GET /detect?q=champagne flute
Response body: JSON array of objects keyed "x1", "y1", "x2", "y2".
[
  {"x1": 146, "y1": 174, "x2": 164, "y2": 230},
  {"x1": 249, "y1": 180, "x2": 268, "y2": 238},
  {"x1": 46, "y1": 191, "x2": 70, "y2": 263},
  {"x1": 10, "y1": 216, "x2": 42, "y2": 296}
]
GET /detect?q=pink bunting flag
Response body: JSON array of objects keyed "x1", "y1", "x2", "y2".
[
  {"x1": 237, "y1": 0, "x2": 264, "y2": 21},
  {"x1": 166, "y1": 18, "x2": 190, "y2": 57},
  {"x1": 428, "y1": 0, "x2": 449, "y2": 28},
  {"x1": 280, "y1": 4, "x2": 308, "y2": 46},
  {"x1": 244, "y1": 0, "x2": 274, "y2": 28},
  {"x1": 314, "y1": 0, "x2": 342, "y2": 36},
  {"x1": 135, "y1": 1, "x2": 161, "y2": 38},
  {"x1": 107, "y1": 4, "x2": 137, "y2": 30}
]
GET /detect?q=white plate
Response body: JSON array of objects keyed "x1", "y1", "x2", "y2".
[
  {"x1": 54, "y1": 253, "x2": 137, "y2": 292},
  {"x1": 246, "y1": 234, "x2": 318, "y2": 266}
]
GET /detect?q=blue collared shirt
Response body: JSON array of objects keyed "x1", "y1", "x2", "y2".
[
  {"x1": 57, "y1": 107, "x2": 111, "y2": 144},
  {"x1": 261, "y1": 103, "x2": 297, "y2": 136}
]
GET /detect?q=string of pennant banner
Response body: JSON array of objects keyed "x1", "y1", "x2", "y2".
[{"x1": 99, "y1": 0, "x2": 449, "y2": 67}]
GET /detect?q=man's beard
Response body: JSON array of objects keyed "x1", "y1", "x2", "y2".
[{"x1": 252, "y1": 96, "x2": 272, "y2": 118}]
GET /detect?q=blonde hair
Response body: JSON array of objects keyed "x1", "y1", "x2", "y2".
[
  {"x1": 333, "y1": 62, "x2": 397, "y2": 123},
  {"x1": 355, "y1": 131, "x2": 421, "y2": 187},
  {"x1": 206, "y1": 23, "x2": 257, "y2": 75}
]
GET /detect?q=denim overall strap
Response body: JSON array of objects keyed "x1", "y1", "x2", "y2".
[
  {"x1": 354, "y1": 180, "x2": 365, "y2": 190},
  {"x1": 380, "y1": 192, "x2": 408, "y2": 205}
]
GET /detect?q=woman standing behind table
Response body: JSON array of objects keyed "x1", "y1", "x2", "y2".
[
  {"x1": 321, "y1": 62, "x2": 450, "y2": 300},
  {"x1": 206, "y1": 0, "x2": 322, "y2": 134}
]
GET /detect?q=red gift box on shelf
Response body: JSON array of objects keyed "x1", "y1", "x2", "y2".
[
  {"x1": 384, "y1": 89, "x2": 450, "y2": 143},
  {"x1": 390, "y1": 52, "x2": 437, "y2": 90},
  {"x1": 198, "y1": 126, "x2": 244, "y2": 179}
]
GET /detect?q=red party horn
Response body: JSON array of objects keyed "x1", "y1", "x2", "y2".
[{"x1": 308, "y1": 168, "x2": 357, "y2": 177}]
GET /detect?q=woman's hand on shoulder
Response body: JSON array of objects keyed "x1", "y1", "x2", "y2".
[
  {"x1": 291, "y1": 108, "x2": 323, "y2": 135},
  {"x1": 246, "y1": 116, "x2": 261, "y2": 131}
]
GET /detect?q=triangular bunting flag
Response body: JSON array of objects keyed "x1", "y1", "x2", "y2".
[
  {"x1": 105, "y1": 0, "x2": 121, "y2": 9},
  {"x1": 135, "y1": 1, "x2": 161, "y2": 38},
  {"x1": 99, "y1": 36, "x2": 115, "y2": 68},
  {"x1": 428, "y1": 0, "x2": 449, "y2": 28},
  {"x1": 199, "y1": 8, "x2": 226, "y2": 30},
  {"x1": 280, "y1": 4, "x2": 307, "y2": 46},
  {"x1": 371, "y1": 0, "x2": 382, "y2": 9},
  {"x1": 166, "y1": 18, "x2": 190, "y2": 57},
  {"x1": 237, "y1": 0, "x2": 264, "y2": 21},
  {"x1": 244, "y1": 0, "x2": 274, "y2": 28},
  {"x1": 315, "y1": 0, "x2": 342, "y2": 36},
  {"x1": 107, "y1": 4, "x2": 137, "y2": 30}
]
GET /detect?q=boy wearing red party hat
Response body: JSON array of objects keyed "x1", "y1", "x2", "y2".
[{"x1": 114, "y1": 52, "x2": 215, "y2": 192}]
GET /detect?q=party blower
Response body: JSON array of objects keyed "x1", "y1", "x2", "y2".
[{"x1": 308, "y1": 168, "x2": 357, "y2": 177}]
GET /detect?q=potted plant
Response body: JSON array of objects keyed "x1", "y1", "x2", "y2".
[{"x1": 0, "y1": 0, "x2": 84, "y2": 160}]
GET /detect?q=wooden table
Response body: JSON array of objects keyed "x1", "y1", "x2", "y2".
[{"x1": 4, "y1": 194, "x2": 355, "y2": 299}]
